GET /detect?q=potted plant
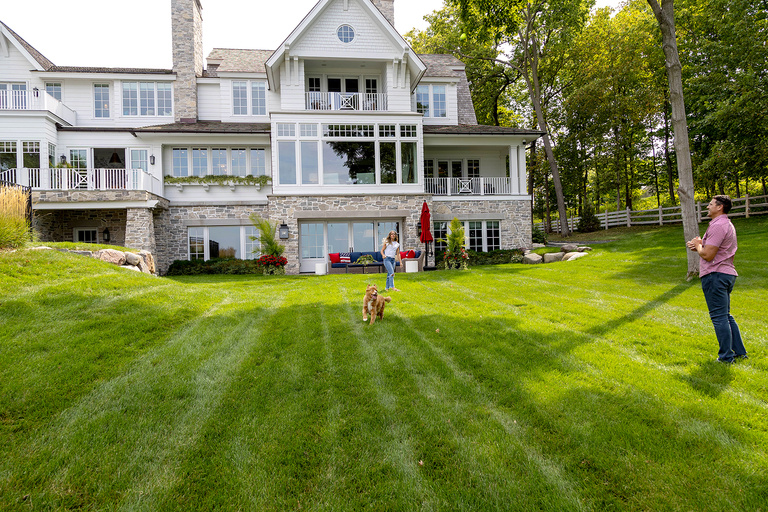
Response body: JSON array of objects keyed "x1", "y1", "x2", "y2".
[
  {"x1": 438, "y1": 217, "x2": 469, "y2": 270},
  {"x1": 249, "y1": 214, "x2": 287, "y2": 275}
]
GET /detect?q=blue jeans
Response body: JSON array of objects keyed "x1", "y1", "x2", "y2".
[
  {"x1": 383, "y1": 256, "x2": 395, "y2": 290},
  {"x1": 701, "y1": 272, "x2": 746, "y2": 362}
]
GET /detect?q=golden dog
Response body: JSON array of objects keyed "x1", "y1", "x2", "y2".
[{"x1": 362, "y1": 284, "x2": 391, "y2": 325}]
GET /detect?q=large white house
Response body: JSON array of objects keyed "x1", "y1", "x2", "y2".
[{"x1": 0, "y1": 0, "x2": 541, "y2": 274}]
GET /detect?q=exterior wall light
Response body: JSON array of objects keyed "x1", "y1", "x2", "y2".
[
  {"x1": 279, "y1": 223, "x2": 289, "y2": 239},
  {"x1": 102, "y1": 228, "x2": 111, "y2": 242}
]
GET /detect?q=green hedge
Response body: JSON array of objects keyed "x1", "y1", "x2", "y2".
[
  {"x1": 166, "y1": 258, "x2": 262, "y2": 276},
  {"x1": 436, "y1": 248, "x2": 527, "y2": 266}
]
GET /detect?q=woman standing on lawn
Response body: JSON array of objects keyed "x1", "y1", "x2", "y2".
[{"x1": 381, "y1": 230, "x2": 401, "y2": 292}]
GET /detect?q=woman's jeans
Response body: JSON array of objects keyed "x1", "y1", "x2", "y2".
[
  {"x1": 701, "y1": 272, "x2": 746, "y2": 362},
  {"x1": 383, "y1": 257, "x2": 395, "y2": 290}
]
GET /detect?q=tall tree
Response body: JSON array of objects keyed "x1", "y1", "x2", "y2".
[
  {"x1": 646, "y1": 0, "x2": 699, "y2": 278},
  {"x1": 452, "y1": 0, "x2": 593, "y2": 236}
]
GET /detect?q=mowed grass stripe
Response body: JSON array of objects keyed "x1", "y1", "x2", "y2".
[{"x1": 1, "y1": 291, "x2": 277, "y2": 510}]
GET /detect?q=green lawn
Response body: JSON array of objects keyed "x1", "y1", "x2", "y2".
[{"x1": 1, "y1": 218, "x2": 767, "y2": 511}]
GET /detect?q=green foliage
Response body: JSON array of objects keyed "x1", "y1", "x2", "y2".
[
  {"x1": 0, "y1": 186, "x2": 31, "y2": 249},
  {"x1": 532, "y1": 227, "x2": 547, "y2": 244},
  {"x1": 249, "y1": 215, "x2": 285, "y2": 258},
  {"x1": 577, "y1": 201, "x2": 602, "y2": 232},
  {"x1": 465, "y1": 248, "x2": 526, "y2": 265},
  {"x1": 438, "y1": 218, "x2": 469, "y2": 269},
  {"x1": 166, "y1": 258, "x2": 263, "y2": 276},
  {"x1": 164, "y1": 174, "x2": 272, "y2": 187}
]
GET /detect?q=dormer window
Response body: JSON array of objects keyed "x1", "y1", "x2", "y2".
[{"x1": 337, "y1": 25, "x2": 355, "y2": 43}]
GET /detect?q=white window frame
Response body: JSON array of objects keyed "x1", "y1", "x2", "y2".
[
  {"x1": 94, "y1": 83, "x2": 110, "y2": 118},
  {"x1": 443, "y1": 220, "x2": 502, "y2": 252},
  {"x1": 187, "y1": 226, "x2": 261, "y2": 261},
  {"x1": 45, "y1": 82, "x2": 62, "y2": 101},
  {"x1": 172, "y1": 146, "x2": 269, "y2": 178},
  {"x1": 74, "y1": 227, "x2": 99, "y2": 244},
  {"x1": 232, "y1": 80, "x2": 268, "y2": 116},
  {"x1": 122, "y1": 82, "x2": 173, "y2": 117},
  {"x1": 415, "y1": 84, "x2": 448, "y2": 118}
]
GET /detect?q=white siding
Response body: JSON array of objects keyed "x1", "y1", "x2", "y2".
[
  {"x1": 292, "y1": 0, "x2": 399, "y2": 59},
  {"x1": 197, "y1": 82, "x2": 221, "y2": 121},
  {"x1": 0, "y1": 40, "x2": 37, "y2": 83}
]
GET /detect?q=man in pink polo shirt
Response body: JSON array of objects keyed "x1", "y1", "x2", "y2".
[{"x1": 686, "y1": 195, "x2": 747, "y2": 363}]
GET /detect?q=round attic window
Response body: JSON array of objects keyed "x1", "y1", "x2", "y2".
[{"x1": 337, "y1": 24, "x2": 355, "y2": 43}]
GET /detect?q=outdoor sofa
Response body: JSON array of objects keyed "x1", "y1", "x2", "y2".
[{"x1": 327, "y1": 250, "x2": 425, "y2": 274}]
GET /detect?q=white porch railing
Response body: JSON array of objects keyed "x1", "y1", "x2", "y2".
[
  {"x1": 305, "y1": 92, "x2": 388, "y2": 111},
  {"x1": 0, "y1": 90, "x2": 77, "y2": 125},
  {"x1": 425, "y1": 177, "x2": 518, "y2": 196},
  {"x1": 0, "y1": 168, "x2": 162, "y2": 195}
]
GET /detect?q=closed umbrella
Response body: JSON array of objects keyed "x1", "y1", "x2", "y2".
[{"x1": 419, "y1": 201, "x2": 433, "y2": 266}]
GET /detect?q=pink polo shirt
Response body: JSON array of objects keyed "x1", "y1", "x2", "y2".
[{"x1": 700, "y1": 214, "x2": 738, "y2": 277}]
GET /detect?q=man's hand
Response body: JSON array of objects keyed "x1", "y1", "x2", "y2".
[{"x1": 686, "y1": 236, "x2": 702, "y2": 251}]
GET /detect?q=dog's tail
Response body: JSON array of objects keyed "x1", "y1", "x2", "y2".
[{"x1": 384, "y1": 297, "x2": 391, "y2": 303}]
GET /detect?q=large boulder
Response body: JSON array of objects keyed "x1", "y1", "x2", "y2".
[
  {"x1": 95, "y1": 249, "x2": 126, "y2": 266},
  {"x1": 530, "y1": 243, "x2": 546, "y2": 250},
  {"x1": 523, "y1": 253, "x2": 543, "y2": 264},
  {"x1": 120, "y1": 264, "x2": 141, "y2": 272},
  {"x1": 137, "y1": 258, "x2": 151, "y2": 274},
  {"x1": 560, "y1": 243, "x2": 579, "y2": 253},
  {"x1": 139, "y1": 250, "x2": 156, "y2": 274},
  {"x1": 577, "y1": 246, "x2": 593, "y2": 252},
  {"x1": 543, "y1": 252, "x2": 564, "y2": 263},
  {"x1": 124, "y1": 252, "x2": 141, "y2": 266},
  {"x1": 565, "y1": 252, "x2": 589, "y2": 261}
]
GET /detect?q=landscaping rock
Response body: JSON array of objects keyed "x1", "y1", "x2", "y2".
[
  {"x1": 565, "y1": 252, "x2": 589, "y2": 261},
  {"x1": 562, "y1": 252, "x2": 579, "y2": 261},
  {"x1": 560, "y1": 243, "x2": 579, "y2": 253},
  {"x1": 139, "y1": 250, "x2": 156, "y2": 274},
  {"x1": 531, "y1": 243, "x2": 546, "y2": 249},
  {"x1": 30, "y1": 246, "x2": 53, "y2": 250},
  {"x1": 543, "y1": 252, "x2": 564, "y2": 263},
  {"x1": 523, "y1": 253, "x2": 543, "y2": 264},
  {"x1": 137, "y1": 258, "x2": 151, "y2": 274},
  {"x1": 95, "y1": 249, "x2": 126, "y2": 266},
  {"x1": 124, "y1": 252, "x2": 141, "y2": 266},
  {"x1": 71, "y1": 250, "x2": 93, "y2": 258},
  {"x1": 120, "y1": 264, "x2": 141, "y2": 272},
  {"x1": 577, "y1": 246, "x2": 593, "y2": 252}
]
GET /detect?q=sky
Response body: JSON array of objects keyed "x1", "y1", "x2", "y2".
[{"x1": 1, "y1": 0, "x2": 623, "y2": 69}]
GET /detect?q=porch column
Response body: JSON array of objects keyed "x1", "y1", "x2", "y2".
[
  {"x1": 518, "y1": 143, "x2": 527, "y2": 195},
  {"x1": 125, "y1": 207, "x2": 157, "y2": 255},
  {"x1": 509, "y1": 145, "x2": 520, "y2": 195}
]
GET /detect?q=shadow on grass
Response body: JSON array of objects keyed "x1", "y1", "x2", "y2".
[{"x1": 680, "y1": 360, "x2": 735, "y2": 398}]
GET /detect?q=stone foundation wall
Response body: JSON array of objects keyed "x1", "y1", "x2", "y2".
[
  {"x1": 125, "y1": 208, "x2": 157, "y2": 255},
  {"x1": 432, "y1": 199, "x2": 532, "y2": 250},
  {"x1": 34, "y1": 209, "x2": 128, "y2": 245},
  {"x1": 154, "y1": 204, "x2": 269, "y2": 273}
]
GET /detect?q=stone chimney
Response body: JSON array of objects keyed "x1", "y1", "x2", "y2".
[
  {"x1": 171, "y1": 0, "x2": 203, "y2": 123},
  {"x1": 371, "y1": 0, "x2": 394, "y2": 26}
]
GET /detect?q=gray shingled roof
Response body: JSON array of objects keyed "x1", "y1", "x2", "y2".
[
  {"x1": 134, "y1": 121, "x2": 272, "y2": 134},
  {"x1": 205, "y1": 49, "x2": 273, "y2": 75},
  {"x1": 418, "y1": 54, "x2": 467, "y2": 78},
  {"x1": 48, "y1": 66, "x2": 173, "y2": 74},
  {"x1": 0, "y1": 21, "x2": 55, "y2": 70}
]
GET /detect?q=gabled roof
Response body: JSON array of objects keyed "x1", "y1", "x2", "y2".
[
  {"x1": 419, "y1": 54, "x2": 467, "y2": 78},
  {"x1": 265, "y1": 0, "x2": 426, "y2": 91},
  {"x1": 205, "y1": 49, "x2": 273, "y2": 76},
  {"x1": 0, "y1": 20, "x2": 55, "y2": 71}
]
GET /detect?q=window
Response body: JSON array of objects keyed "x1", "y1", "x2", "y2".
[
  {"x1": 251, "y1": 82, "x2": 266, "y2": 115},
  {"x1": 231, "y1": 148, "x2": 247, "y2": 177},
  {"x1": 233, "y1": 81, "x2": 267, "y2": 116},
  {"x1": 300, "y1": 124, "x2": 318, "y2": 137},
  {"x1": 300, "y1": 223, "x2": 325, "y2": 259},
  {"x1": 23, "y1": 142, "x2": 40, "y2": 168},
  {"x1": 173, "y1": 148, "x2": 189, "y2": 177},
  {"x1": 0, "y1": 141, "x2": 16, "y2": 171},
  {"x1": 433, "y1": 221, "x2": 447, "y2": 251},
  {"x1": 415, "y1": 85, "x2": 447, "y2": 118},
  {"x1": 438, "y1": 220, "x2": 501, "y2": 252},
  {"x1": 337, "y1": 24, "x2": 355, "y2": 43},
  {"x1": 469, "y1": 221, "x2": 483, "y2": 251},
  {"x1": 379, "y1": 125, "x2": 396, "y2": 137},
  {"x1": 46, "y1": 83, "x2": 62, "y2": 101},
  {"x1": 188, "y1": 226, "x2": 259, "y2": 261},
  {"x1": 277, "y1": 123, "x2": 296, "y2": 137},
  {"x1": 278, "y1": 141, "x2": 297, "y2": 185},
  {"x1": 233, "y1": 81, "x2": 248, "y2": 115},
  {"x1": 122, "y1": 82, "x2": 172, "y2": 116},
  {"x1": 94, "y1": 84, "x2": 110, "y2": 118},
  {"x1": 424, "y1": 160, "x2": 435, "y2": 179},
  {"x1": 211, "y1": 149, "x2": 227, "y2": 175},
  {"x1": 130, "y1": 150, "x2": 148, "y2": 173},
  {"x1": 48, "y1": 143, "x2": 57, "y2": 168},
  {"x1": 192, "y1": 148, "x2": 208, "y2": 177},
  {"x1": 251, "y1": 149, "x2": 266, "y2": 176},
  {"x1": 75, "y1": 228, "x2": 98, "y2": 244},
  {"x1": 467, "y1": 159, "x2": 480, "y2": 178},
  {"x1": 401, "y1": 142, "x2": 417, "y2": 184},
  {"x1": 400, "y1": 125, "x2": 417, "y2": 138},
  {"x1": 323, "y1": 141, "x2": 375, "y2": 184},
  {"x1": 301, "y1": 141, "x2": 319, "y2": 185},
  {"x1": 380, "y1": 142, "x2": 397, "y2": 184},
  {"x1": 486, "y1": 221, "x2": 500, "y2": 251},
  {"x1": 308, "y1": 77, "x2": 321, "y2": 92}
]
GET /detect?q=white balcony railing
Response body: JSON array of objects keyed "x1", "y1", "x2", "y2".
[
  {"x1": 0, "y1": 168, "x2": 162, "y2": 195},
  {"x1": 305, "y1": 92, "x2": 388, "y2": 111},
  {"x1": 425, "y1": 177, "x2": 519, "y2": 196},
  {"x1": 0, "y1": 90, "x2": 77, "y2": 125}
]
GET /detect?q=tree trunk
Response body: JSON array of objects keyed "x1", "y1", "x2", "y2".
[
  {"x1": 648, "y1": 0, "x2": 699, "y2": 279},
  {"x1": 663, "y1": 92, "x2": 676, "y2": 205},
  {"x1": 652, "y1": 136, "x2": 660, "y2": 207},
  {"x1": 762, "y1": 177, "x2": 767, "y2": 196}
]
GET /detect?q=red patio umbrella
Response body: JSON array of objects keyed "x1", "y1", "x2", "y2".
[{"x1": 419, "y1": 201, "x2": 433, "y2": 243}]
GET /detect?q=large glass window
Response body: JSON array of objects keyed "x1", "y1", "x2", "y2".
[
  {"x1": 401, "y1": 142, "x2": 417, "y2": 184},
  {"x1": 189, "y1": 227, "x2": 205, "y2": 260},
  {"x1": 122, "y1": 82, "x2": 172, "y2": 116},
  {"x1": 94, "y1": 84, "x2": 110, "y2": 118},
  {"x1": 209, "y1": 226, "x2": 241, "y2": 259},
  {"x1": 323, "y1": 142, "x2": 375, "y2": 185},
  {"x1": 244, "y1": 226, "x2": 260, "y2": 259},
  {"x1": 251, "y1": 149, "x2": 266, "y2": 176},
  {"x1": 416, "y1": 85, "x2": 447, "y2": 118},
  {"x1": 231, "y1": 148, "x2": 247, "y2": 177},
  {"x1": 211, "y1": 149, "x2": 227, "y2": 175},
  {"x1": 188, "y1": 226, "x2": 259, "y2": 261},
  {"x1": 301, "y1": 141, "x2": 319, "y2": 185},
  {"x1": 233, "y1": 81, "x2": 267, "y2": 116},
  {"x1": 23, "y1": 142, "x2": 40, "y2": 168},
  {"x1": 278, "y1": 141, "x2": 297, "y2": 185},
  {"x1": 192, "y1": 148, "x2": 208, "y2": 177},
  {"x1": 353, "y1": 222, "x2": 375, "y2": 251},
  {"x1": 0, "y1": 141, "x2": 16, "y2": 171},
  {"x1": 327, "y1": 223, "x2": 349, "y2": 253},
  {"x1": 300, "y1": 223, "x2": 325, "y2": 259},
  {"x1": 380, "y1": 142, "x2": 397, "y2": 184}
]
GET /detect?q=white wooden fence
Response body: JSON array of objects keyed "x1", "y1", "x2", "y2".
[{"x1": 536, "y1": 194, "x2": 768, "y2": 233}]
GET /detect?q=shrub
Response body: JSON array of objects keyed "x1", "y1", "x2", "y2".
[
  {"x1": 532, "y1": 227, "x2": 547, "y2": 244},
  {"x1": 462, "y1": 248, "x2": 526, "y2": 266},
  {"x1": 438, "y1": 218, "x2": 469, "y2": 270},
  {"x1": 166, "y1": 258, "x2": 262, "y2": 276},
  {"x1": 578, "y1": 202, "x2": 602, "y2": 233},
  {"x1": 0, "y1": 185, "x2": 31, "y2": 249}
]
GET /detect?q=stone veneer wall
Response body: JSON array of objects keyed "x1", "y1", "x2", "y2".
[
  {"x1": 431, "y1": 199, "x2": 532, "y2": 250},
  {"x1": 154, "y1": 204, "x2": 269, "y2": 274},
  {"x1": 268, "y1": 195, "x2": 431, "y2": 274},
  {"x1": 125, "y1": 208, "x2": 157, "y2": 255},
  {"x1": 172, "y1": 0, "x2": 203, "y2": 122},
  {"x1": 34, "y1": 209, "x2": 128, "y2": 245}
]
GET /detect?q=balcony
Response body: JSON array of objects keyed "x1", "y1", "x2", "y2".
[
  {"x1": 425, "y1": 177, "x2": 520, "y2": 196},
  {"x1": 0, "y1": 168, "x2": 161, "y2": 195},
  {"x1": 305, "y1": 92, "x2": 388, "y2": 112},
  {"x1": 0, "y1": 89, "x2": 77, "y2": 125}
]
